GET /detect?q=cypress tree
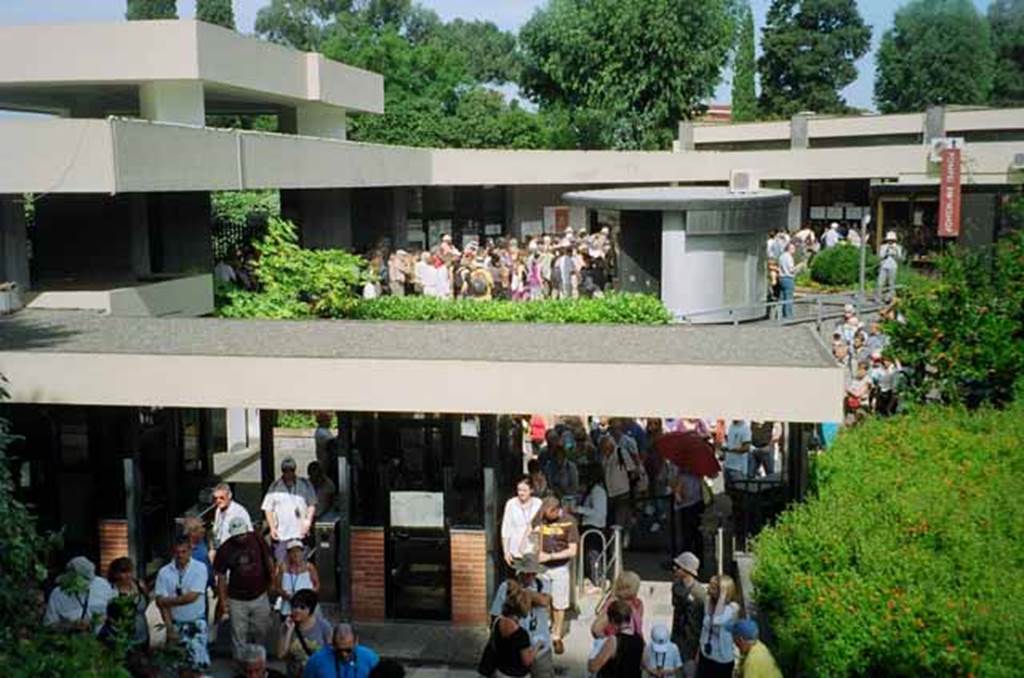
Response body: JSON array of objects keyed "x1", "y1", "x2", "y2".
[
  {"x1": 731, "y1": 3, "x2": 757, "y2": 121},
  {"x1": 126, "y1": 0, "x2": 177, "y2": 20},
  {"x1": 196, "y1": 0, "x2": 236, "y2": 30}
]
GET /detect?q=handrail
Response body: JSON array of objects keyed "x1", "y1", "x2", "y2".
[
  {"x1": 576, "y1": 527, "x2": 608, "y2": 595},
  {"x1": 574, "y1": 525, "x2": 624, "y2": 605}
]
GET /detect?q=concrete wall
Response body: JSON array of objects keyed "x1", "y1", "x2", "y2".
[
  {"x1": 27, "y1": 274, "x2": 213, "y2": 317},
  {"x1": 505, "y1": 185, "x2": 589, "y2": 238}
]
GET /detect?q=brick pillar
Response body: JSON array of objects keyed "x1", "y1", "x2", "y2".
[
  {"x1": 98, "y1": 519, "x2": 129, "y2": 578},
  {"x1": 451, "y1": 529, "x2": 488, "y2": 625},
  {"x1": 351, "y1": 527, "x2": 386, "y2": 621}
]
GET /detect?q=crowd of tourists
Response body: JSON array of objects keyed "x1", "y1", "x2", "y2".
[
  {"x1": 39, "y1": 459, "x2": 399, "y2": 678},
  {"x1": 361, "y1": 229, "x2": 618, "y2": 301},
  {"x1": 767, "y1": 221, "x2": 905, "y2": 318},
  {"x1": 829, "y1": 302, "x2": 905, "y2": 428},
  {"x1": 494, "y1": 416, "x2": 784, "y2": 678}
]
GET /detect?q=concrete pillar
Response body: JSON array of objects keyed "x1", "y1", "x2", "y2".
[
  {"x1": 790, "y1": 115, "x2": 809, "y2": 149},
  {"x1": 247, "y1": 408, "x2": 261, "y2": 448},
  {"x1": 925, "y1": 105, "x2": 945, "y2": 143},
  {"x1": 295, "y1": 103, "x2": 347, "y2": 140},
  {"x1": 226, "y1": 407, "x2": 249, "y2": 452},
  {"x1": 677, "y1": 120, "x2": 695, "y2": 151},
  {"x1": 128, "y1": 194, "x2": 151, "y2": 279},
  {"x1": 280, "y1": 189, "x2": 352, "y2": 249},
  {"x1": 139, "y1": 80, "x2": 205, "y2": 126},
  {"x1": 786, "y1": 181, "x2": 806, "y2": 231},
  {"x1": 0, "y1": 195, "x2": 30, "y2": 291}
]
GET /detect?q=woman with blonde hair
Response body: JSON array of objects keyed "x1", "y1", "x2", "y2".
[
  {"x1": 696, "y1": 574, "x2": 741, "y2": 678},
  {"x1": 592, "y1": 570, "x2": 644, "y2": 638}
]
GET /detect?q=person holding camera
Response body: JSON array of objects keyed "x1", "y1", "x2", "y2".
[{"x1": 696, "y1": 575, "x2": 741, "y2": 678}]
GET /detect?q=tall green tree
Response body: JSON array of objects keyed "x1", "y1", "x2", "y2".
[
  {"x1": 126, "y1": 0, "x2": 177, "y2": 20},
  {"x1": 989, "y1": 0, "x2": 1024, "y2": 105},
  {"x1": 875, "y1": 0, "x2": 995, "y2": 113},
  {"x1": 196, "y1": 0, "x2": 235, "y2": 29},
  {"x1": 519, "y1": 0, "x2": 734, "y2": 150},
  {"x1": 758, "y1": 0, "x2": 870, "y2": 117},
  {"x1": 731, "y1": 2, "x2": 757, "y2": 121},
  {"x1": 255, "y1": 0, "x2": 351, "y2": 51}
]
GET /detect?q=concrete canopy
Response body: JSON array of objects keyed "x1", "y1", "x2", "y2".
[
  {"x1": 0, "y1": 310, "x2": 843, "y2": 422},
  {"x1": 562, "y1": 186, "x2": 792, "y2": 211}
]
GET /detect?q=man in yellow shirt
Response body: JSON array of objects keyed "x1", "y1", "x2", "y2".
[{"x1": 732, "y1": 619, "x2": 783, "y2": 678}]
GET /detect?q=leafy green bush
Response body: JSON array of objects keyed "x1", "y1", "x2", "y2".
[
  {"x1": 217, "y1": 217, "x2": 366, "y2": 319},
  {"x1": 753, "y1": 402, "x2": 1024, "y2": 677},
  {"x1": 809, "y1": 244, "x2": 879, "y2": 286},
  {"x1": 210, "y1": 190, "x2": 280, "y2": 260},
  {"x1": 886, "y1": 231, "x2": 1024, "y2": 407},
  {"x1": 336, "y1": 293, "x2": 672, "y2": 324}
]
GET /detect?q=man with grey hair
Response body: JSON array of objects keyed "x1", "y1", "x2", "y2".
[
  {"x1": 237, "y1": 642, "x2": 286, "y2": 677},
  {"x1": 262, "y1": 456, "x2": 317, "y2": 562},
  {"x1": 211, "y1": 481, "x2": 252, "y2": 555},
  {"x1": 302, "y1": 623, "x2": 380, "y2": 677}
]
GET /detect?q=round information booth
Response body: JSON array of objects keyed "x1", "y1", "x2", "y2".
[{"x1": 563, "y1": 186, "x2": 791, "y2": 323}]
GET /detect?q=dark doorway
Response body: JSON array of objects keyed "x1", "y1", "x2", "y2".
[{"x1": 617, "y1": 211, "x2": 662, "y2": 295}]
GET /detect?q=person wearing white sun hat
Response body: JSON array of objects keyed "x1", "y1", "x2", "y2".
[{"x1": 876, "y1": 230, "x2": 904, "y2": 302}]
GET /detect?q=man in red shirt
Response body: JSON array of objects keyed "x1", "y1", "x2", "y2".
[{"x1": 214, "y1": 517, "x2": 275, "y2": 659}]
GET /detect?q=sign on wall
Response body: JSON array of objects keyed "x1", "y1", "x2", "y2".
[
  {"x1": 938, "y1": 140, "x2": 963, "y2": 238},
  {"x1": 390, "y1": 491, "x2": 445, "y2": 529}
]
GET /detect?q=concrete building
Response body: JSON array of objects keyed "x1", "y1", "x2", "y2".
[{"x1": 0, "y1": 19, "x2": 1021, "y2": 626}]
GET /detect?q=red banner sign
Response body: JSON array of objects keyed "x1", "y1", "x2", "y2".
[{"x1": 938, "y1": 147, "x2": 961, "y2": 238}]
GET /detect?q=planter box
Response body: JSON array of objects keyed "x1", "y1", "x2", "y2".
[{"x1": 0, "y1": 282, "x2": 23, "y2": 314}]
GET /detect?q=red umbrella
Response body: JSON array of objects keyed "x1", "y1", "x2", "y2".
[{"x1": 654, "y1": 431, "x2": 721, "y2": 478}]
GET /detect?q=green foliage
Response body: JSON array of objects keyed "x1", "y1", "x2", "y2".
[
  {"x1": 1, "y1": 631, "x2": 129, "y2": 677},
  {"x1": 885, "y1": 232, "x2": 1024, "y2": 408},
  {"x1": 125, "y1": 0, "x2": 177, "y2": 20},
  {"x1": 753, "y1": 402, "x2": 1024, "y2": 676},
  {"x1": 439, "y1": 18, "x2": 519, "y2": 84},
  {"x1": 808, "y1": 244, "x2": 878, "y2": 286},
  {"x1": 277, "y1": 410, "x2": 338, "y2": 428},
  {"x1": 196, "y1": 0, "x2": 235, "y2": 29},
  {"x1": 0, "y1": 394, "x2": 57, "y2": 646},
  {"x1": 989, "y1": 0, "x2": 1024, "y2": 105},
  {"x1": 217, "y1": 217, "x2": 365, "y2": 319},
  {"x1": 758, "y1": 0, "x2": 871, "y2": 117},
  {"x1": 211, "y1": 190, "x2": 280, "y2": 260},
  {"x1": 731, "y1": 2, "x2": 758, "y2": 122},
  {"x1": 254, "y1": 0, "x2": 349, "y2": 51},
  {"x1": 874, "y1": 0, "x2": 995, "y2": 113},
  {"x1": 335, "y1": 293, "x2": 672, "y2": 324},
  {"x1": 519, "y1": 0, "x2": 734, "y2": 149}
]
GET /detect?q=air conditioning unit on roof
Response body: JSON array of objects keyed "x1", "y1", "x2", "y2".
[{"x1": 729, "y1": 169, "x2": 759, "y2": 194}]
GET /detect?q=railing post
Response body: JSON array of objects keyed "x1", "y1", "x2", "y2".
[{"x1": 612, "y1": 525, "x2": 624, "y2": 583}]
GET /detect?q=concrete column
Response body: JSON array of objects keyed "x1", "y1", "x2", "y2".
[
  {"x1": 790, "y1": 115, "x2": 809, "y2": 149},
  {"x1": 925, "y1": 105, "x2": 945, "y2": 143},
  {"x1": 226, "y1": 407, "x2": 249, "y2": 452},
  {"x1": 0, "y1": 195, "x2": 30, "y2": 291},
  {"x1": 295, "y1": 103, "x2": 347, "y2": 140},
  {"x1": 259, "y1": 410, "x2": 277, "y2": 496},
  {"x1": 139, "y1": 80, "x2": 206, "y2": 126},
  {"x1": 660, "y1": 211, "x2": 687, "y2": 319},
  {"x1": 677, "y1": 121, "x2": 695, "y2": 151},
  {"x1": 128, "y1": 194, "x2": 151, "y2": 279},
  {"x1": 247, "y1": 408, "x2": 261, "y2": 448},
  {"x1": 280, "y1": 189, "x2": 352, "y2": 249}
]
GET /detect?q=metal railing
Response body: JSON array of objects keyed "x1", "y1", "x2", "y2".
[
  {"x1": 575, "y1": 525, "x2": 623, "y2": 602},
  {"x1": 673, "y1": 292, "x2": 895, "y2": 333}
]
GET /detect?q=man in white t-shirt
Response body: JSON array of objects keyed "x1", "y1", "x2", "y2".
[
  {"x1": 261, "y1": 456, "x2": 317, "y2": 562},
  {"x1": 211, "y1": 482, "x2": 252, "y2": 552},
  {"x1": 723, "y1": 419, "x2": 752, "y2": 485},
  {"x1": 155, "y1": 536, "x2": 211, "y2": 670}
]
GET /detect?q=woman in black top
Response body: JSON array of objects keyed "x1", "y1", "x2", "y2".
[
  {"x1": 588, "y1": 600, "x2": 645, "y2": 678},
  {"x1": 493, "y1": 593, "x2": 534, "y2": 678}
]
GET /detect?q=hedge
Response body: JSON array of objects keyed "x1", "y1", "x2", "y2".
[
  {"x1": 752, "y1": 402, "x2": 1024, "y2": 676},
  {"x1": 809, "y1": 244, "x2": 879, "y2": 286},
  {"x1": 338, "y1": 293, "x2": 672, "y2": 324}
]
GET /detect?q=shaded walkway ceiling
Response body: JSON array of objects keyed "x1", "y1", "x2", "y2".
[{"x1": 0, "y1": 310, "x2": 842, "y2": 422}]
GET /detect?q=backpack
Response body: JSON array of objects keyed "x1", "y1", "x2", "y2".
[{"x1": 469, "y1": 270, "x2": 490, "y2": 297}]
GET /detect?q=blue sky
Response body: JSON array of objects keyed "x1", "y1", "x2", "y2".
[{"x1": 0, "y1": 0, "x2": 996, "y2": 111}]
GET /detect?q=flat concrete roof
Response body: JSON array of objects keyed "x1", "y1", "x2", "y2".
[
  {"x1": 0, "y1": 310, "x2": 843, "y2": 422},
  {"x1": 0, "y1": 20, "x2": 383, "y2": 115},
  {"x1": 2, "y1": 117, "x2": 1022, "y2": 194},
  {"x1": 562, "y1": 186, "x2": 791, "y2": 211}
]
